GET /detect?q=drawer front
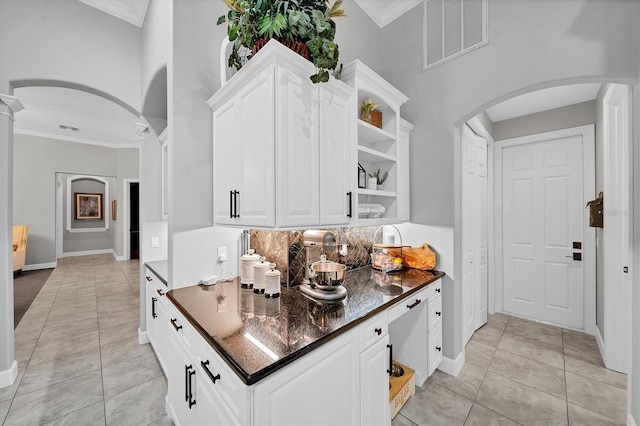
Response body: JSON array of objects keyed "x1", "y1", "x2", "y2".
[
  {"x1": 427, "y1": 322, "x2": 443, "y2": 376},
  {"x1": 388, "y1": 287, "x2": 429, "y2": 324},
  {"x1": 167, "y1": 302, "x2": 194, "y2": 351},
  {"x1": 429, "y1": 279, "x2": 442, "y2": 298},
  {"x1": 359, "y1": 311, "x2": 388, "y2": 352},
  {"x1": 196, "y1": 335, "x2": 249, "y2": 423},
  {"x1": 145, "y1": 268, "x2": 168, "y2": 303},
  {"x1": 427, "y1": 295, "x2": 442, "y2": 331}
]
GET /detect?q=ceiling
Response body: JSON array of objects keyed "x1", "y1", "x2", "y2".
[
  {"x1": 485, "y1": 83, "x2": 602, "y2": 123},
  {"x1": 14, "y1": 87, "x2": 142, "y2": 148},
  {"x1": 78, "y1": 0, "x2": 149, "y2": 27}
]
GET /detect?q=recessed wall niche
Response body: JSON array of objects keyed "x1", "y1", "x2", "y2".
[{"x1": 66, "y1": 175, "x2": 110, "y2": 233}]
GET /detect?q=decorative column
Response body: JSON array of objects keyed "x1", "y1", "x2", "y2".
[{"x1": 0, "y1": 89, "x2": 24, "y2": 389}]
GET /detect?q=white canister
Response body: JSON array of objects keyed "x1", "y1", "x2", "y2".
[
  {"x1": 253, "y1": 256, "x2": 270, "y2": 293},
  {"x1": 240, "y1": 249, "x2": 261, "y2": 285},
  {"x1": 265, "y1": 263, "x2": 281, "y2": 297}
]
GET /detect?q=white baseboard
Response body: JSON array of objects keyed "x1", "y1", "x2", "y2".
[
  {"x1": 0, "y1": 360, "x2": 18, "y2": 389},
  {"x1": 438, "y1": 351, "x2": 465, "y2": 376},
  {"x1": 22, "y1": 262, "x2": 57, "y2": 271},
  {"x1": 629, "y1": 412, "x2": 638, "y2": 426},
  {"x1": 61, "y1": 249, "x2": 113, "y2": 258},
  {"x1": 112, "y1": 250, "x2": 127, "y2": 261},
  {"x1": 138, "y1": 328, "x2": 150, "y2": 345}
]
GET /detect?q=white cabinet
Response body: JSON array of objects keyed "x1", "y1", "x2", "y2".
[
  {"x1": 208, "y1": 40, "x2": 353, "y2": 229},
  {"x1": 341, "y1": 60, "x2": 410, "y2": 226},
  {"x1": 166, "y1": 306, "x2": 197, "y2": 425},
  {"x1": 359, "y1": 313, "x2": 391, "y2": 426},
  {"x1": 145, "y1": 267, "x2": 168, "y2": 372},
  {"x1": 253, "y1": 328, "x2": 361, "y2": 425}
]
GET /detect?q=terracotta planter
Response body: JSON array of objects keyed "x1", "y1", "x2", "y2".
[
  {"x1": 362, "y1": 110, "x2": 383, "y2": 129},
  {"x1": 252, "y1": 38, "x2": 311, "y2": 61}
]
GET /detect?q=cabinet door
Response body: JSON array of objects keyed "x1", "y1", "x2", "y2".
[
  {"x1": 254, "y1": 329, "x2": 360, "y2": 425},
  {"x1": 360, "y1": 335, "x2": 391, "y2": 426},
  {"x1": 156, "y1": 299, "x2": 168, "y2": 373},
  {"x1": 213, "y1": 98, "x2": 241, "y2": 225},
  {"x1": 319, "y1": 80, "x2": 352, "y2": 225},
  {"x1": 145, "y1": 281, "x2": 158, "y2": 349},
  {"x1": 427, "y1": 322, "x2": 443, "y2": 377},
  {"x1": 167, "y1": 330, "x2": 196, "y2": 425},
  {"x1": 195, "y1": 375, "x2": 239, "y2": 426},
  {"x1": 275, "y1": 66, "x2": 319, "y2": 227}
]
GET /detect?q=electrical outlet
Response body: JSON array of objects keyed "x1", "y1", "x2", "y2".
[
  {"x1": 217, "y1": 246, "x2": 227, "y2": 263},
  {"x1": 151, "y1": 237, "x2": 160, "y2": 248}
]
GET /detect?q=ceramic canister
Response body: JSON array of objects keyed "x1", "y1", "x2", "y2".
[
  {"x1": 265, "y1": 263, "x2": 281, "y2": 297},
  {"x1": 240, "y1": 249, "x2": 261, "y2": 285},
  {"x1": 253, "y1": 256, "x2": 270, "y2": 293}
]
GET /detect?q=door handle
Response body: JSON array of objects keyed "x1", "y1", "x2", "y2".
[
  {"x1": 386, "y1": 344, "x2": 393, "y2": 376},
  {"x1": 566, "y1": 253, "x2": 582, "y2": 261},
  {"x1": 151, "y1": 297, "x2": 157, "y2": 319},
  {"x1": 346, "y1": 192, "x2": 353, "y2": 218}
]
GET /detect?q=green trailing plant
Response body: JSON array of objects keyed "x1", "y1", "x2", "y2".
[{"x1": 218, "y1": 0, "x2": 345, "y2": 83}]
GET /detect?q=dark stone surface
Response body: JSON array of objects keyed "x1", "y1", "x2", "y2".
[
  {"x1": 168, "y1": 266, "x2": 444, "y2": 384},
  {"x1": 13, "y1": 268, "x2": 53, "y2": 327}
]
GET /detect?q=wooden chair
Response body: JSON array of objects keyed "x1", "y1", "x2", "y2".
[{"x1": 12, "y1": 225, "x2": 28, "y2": 273}]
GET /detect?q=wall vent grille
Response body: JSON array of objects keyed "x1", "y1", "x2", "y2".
[{"x1": 423, "y1": 0, "x2": 488, "y2": 70}]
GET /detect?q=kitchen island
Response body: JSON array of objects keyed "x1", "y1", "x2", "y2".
[{"x1": 165, "y1": 267, "x2": 444, "y2": 425}]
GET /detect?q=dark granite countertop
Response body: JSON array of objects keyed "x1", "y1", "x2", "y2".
[
  {"x1": 145, "y1": 260, "x2": 168, "y2": 286},
  {"x1": 167, "y1": 266, "x2": 444, "y2": 385}
]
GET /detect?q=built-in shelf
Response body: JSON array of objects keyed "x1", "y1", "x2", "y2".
[
  {"x1": 358, "y1": 146, "x2": 396, "y2": 163},
  {"x1": 358, "y1": 119, "x2": 395, "y2": 143},
  {"x1": 358, "y1": 188, "x2": 396, "y2": 197}
]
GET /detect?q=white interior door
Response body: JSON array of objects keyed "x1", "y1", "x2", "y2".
[
  {"x1": 462, "y1": 124, "x2": 488, "y2": 345},
  {"x1": 502, "y1": 135, "x2": 585, "y2": 328}
]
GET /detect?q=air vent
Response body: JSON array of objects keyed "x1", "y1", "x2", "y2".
[
  {"x1": 422, "y1": 0, "x2": 488, "y2": 70},
  {"x1": 59, "y1": 125, "x2": 79, "y2": 132}
]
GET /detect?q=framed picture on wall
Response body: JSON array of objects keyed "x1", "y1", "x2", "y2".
[{"x1": 75, "y1": 193, "x2": 102, "y2": 220}]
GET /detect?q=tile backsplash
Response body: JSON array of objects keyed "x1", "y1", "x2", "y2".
[{"x1": 250, "y1": 227, "x2": 378, "y2": 286}]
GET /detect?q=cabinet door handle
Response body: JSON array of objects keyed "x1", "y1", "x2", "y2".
[
  {"x1": 435, "y1": 288, "x2": 441, "y2": 293},
  {"x1": 188, "y1": 366, "x2": 196, "y2": 409},
  {"x1": 201, "y1": 360, "x2": 221, "y2": 384},
  {"x1": 386, "y1": 344, "x2": 393, "y2": 376},
  {"x1": 347, "y1": 192, "x2": 353, "y2": 217},
  {"x1": 374, "y1": 327, "x2": 382, "y2": 336},
  {"x1": 407, "y1": 299, "x2": 422, "y2": 310},
  {"x1": 436, "y1": 346, "x2": 442, "y2": 352},
  {"x1": 151, "y1": 297, "x2": 157, "y2": 319},
  {"x1": 184, "y1": 364, "x2": 189, "y2": 402},
  {"x1": 436, "y1": 311, "x2": 441, "y2": 316},
  {"x1": 233, "y1": 190, "x2": 240, "y2": 218},
  {"x1": 229, "y1": 190, "x2": 234, "y2": 218},
  {"x1": 170, "y1": 318, "x2": 182, "y2": 331},
  {"x1": 145, "y1": 276, "x2": 152, "y2": 282},
  {"x1": 156, "y1": 288, "x2": 164, "y2": 296}
]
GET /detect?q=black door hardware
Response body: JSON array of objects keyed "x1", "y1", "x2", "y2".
[
  {"x1": 170, "y1": 318, "x2": 182, "y2": 331},
  {"x1": 407, "y1": 299, "x2": 422, "y2": 310},
  {"x1": 386, "y1": 344, "x2": 393, "y2": 376},
  {"x1": 151, "y1": 297, "x2": 157, "y2": 319},
  {"x1": 156, "y1": 288, "x2": 164, "y2": 296},
  {"x1": 201, "y1": 360, "x2": 221, "y2": 384},
  {"x1": 347, "y1": 192, "x2": 353, "y2": 217},
  {"x1": 374, "y1": 327, "x2": 382, "y2": 336}
]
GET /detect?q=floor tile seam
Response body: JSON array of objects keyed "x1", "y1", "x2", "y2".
[
  {"x1": 471, "y1": 327, "x2": 502, "y2": 403},
  {"x1": 494, "y1": 345, "x2": 562, "y2": 370},
  {"x1": 563, "y1": 366, "x2": 627, "y2": 391},
  {"x1": 37, "y1": 400, "x2": 108, "y2": 426},
  {"x1": 501, "y1": 329, "x2": 563, "y2": 349},
  {"x1": 567, "y1": 400, "x2": 626, "y2": 424},
  {"x1": 25, "y1": 345, "x2": 101, "y2": 371},
  {"x1": 465, "y1": 402, "x2": 526, "y2": 426},
  {"x1": 485, "y1": 368, "x2": 567, "y2": 401},
  {"x1": 14, "y1": 365, "x2": 103, "y2": 399},
  {"x1": 562, "y1": 331, "x2": 570, "y2": 426}
]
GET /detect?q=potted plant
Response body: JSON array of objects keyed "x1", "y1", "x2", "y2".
[
  {"x1": 360, "y1": 97, "x2": 382, "y2": 128},
  {"x1": 218, "y1": 0, "x2": 346, "y2": 83}
]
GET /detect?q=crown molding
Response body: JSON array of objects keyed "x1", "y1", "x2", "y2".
[
  {"x1": 14, "y1": 128, "x2": 140, "y2": 149},
  {"x1": 0, "y1": 94, "x2": 25, "y2": 113},
  {"x1": 354, "y1": 0, "x2": 422, "y2": 28}
]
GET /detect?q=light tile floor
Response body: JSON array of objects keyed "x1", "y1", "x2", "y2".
[
  {"x1": 394, "y1": 313, "x2": 628, "y2": 426},
  {"x1": 2, "y1": 256, "x2": 627, "y2": 425},
  {"x1": 1, "y1": 255, "x2": 171, "y2": 426}
]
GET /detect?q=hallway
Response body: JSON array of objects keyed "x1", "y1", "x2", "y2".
[{"x1": 0, "y1": 255, "x2": 628, "y2": 425}]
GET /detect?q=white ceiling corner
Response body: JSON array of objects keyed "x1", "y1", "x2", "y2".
[
  {"x1": 354, "y1": 0, "x2": 422, "y2": 28},
  {"x1": 78, "y1": 0, "x2": 149, "y2": 27},
  {"x1": 485, "y1": 83, "x2": 602, "y2": 123}
]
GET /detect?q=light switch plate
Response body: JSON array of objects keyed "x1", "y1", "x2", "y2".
[{"x1": 151, "y1": 237, "x2": 160, "y2": 248}]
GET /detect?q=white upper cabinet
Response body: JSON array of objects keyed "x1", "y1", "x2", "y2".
[
  {"x1": 208, "y1": 40, "x2": 353, "y2": 229},
  {"x1": 341, "y1": 60, "x2": 410, "y2": 226}
]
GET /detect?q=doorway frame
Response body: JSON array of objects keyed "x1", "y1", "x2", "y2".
[
  {"x1": 123, "y1": 178, "x2": 139, "y2": 260},
  {"x1": 492, "y1": 125, "x2": 596, "y2": 334}
]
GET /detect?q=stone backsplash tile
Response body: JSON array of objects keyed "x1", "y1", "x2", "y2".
[{"x1": 250, "y1": 227, "x2": 379, "y2": 287}]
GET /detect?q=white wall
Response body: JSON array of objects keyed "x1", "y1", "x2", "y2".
[
  {"x1": 13, "y1": 133, "x2": 138, "y2": 266},
  {"x1": 0, "y1": 0, "x2": 142, "y2": 113},
  {"x1": 630, "y1": 82, "x2": 640, "y2": 426}
]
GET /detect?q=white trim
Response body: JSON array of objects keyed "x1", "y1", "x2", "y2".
[
  {"x1": 629, "y1": 412, "x2": 638, "y2": 426},
  {"x1": 595, "y1": 324, "x2": 605, "y2": 360},
  {"x1": 56, "y1": 176, "x2": 64, "y2": 259},
  {"x1": 0, "y1": 360, "x2": 18, "y2": 389},
  {"x1": 66, "y1": 227, "x2": 109, "y2": 233},
  {"x1": 0, "y1": 94, "x2": 25, "y2": 112},
  {"x1": 492, "y1": 125, "x2": 596, "y2": 333},
  {"x1": 13, "y1": 128, "x2": 140, "y2": 149},
  {"x1": 438, "y1": 352, "x2": 465, "y2": 377},
  {"x1": 61, "y1": 248, "x2": 113, "y2": 258},
  {"x1": 23, "y1": 262, "x2": 57, "y2": 271},
  {"x1": 66, "y1": 175, "x2": 110, "y2": 233},
  {"x1": 138, "y1": 328, "x2": 150, "y2": 345},
  {"x1": 354, "y1": 0, "x2": 422, "y2": 28}
]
